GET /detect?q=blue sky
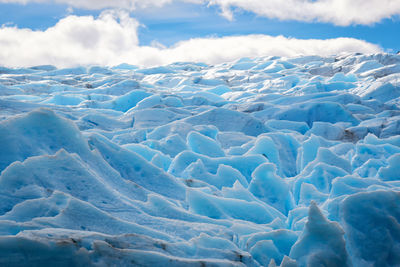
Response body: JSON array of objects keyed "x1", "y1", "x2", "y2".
[
  {"x1": 0, "y1": 0, "x2": 398, "y2": 67},
  {"x1": 1, "y1": 1, "x2": 399, "y2": 51}
]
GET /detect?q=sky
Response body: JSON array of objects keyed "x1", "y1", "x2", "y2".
[{"x1": 0, "y1": 0, "x2": 399, "y2": 67}]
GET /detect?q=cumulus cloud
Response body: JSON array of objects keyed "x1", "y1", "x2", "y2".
[
  {"x1": 0, "y1": 0, "x2": 176, "y2": 10},
  {"x1": 207, "y1": 0, "x2": 400, "y2": 26},
  {"x1": 0, "y1": 11, "x2": 382, "y2": 68},
  {"x1": 0, "y1": 10, "x2": 139, "y2": 67},
  {"x1": 1, "y1": 0, "x2": 400, "y2": 25},
  {"x1": 164, "y1": 35, "x2": 382, "y2": 64}
]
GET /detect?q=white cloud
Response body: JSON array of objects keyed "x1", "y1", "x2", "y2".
[
  {"x1": 207, "y1": 0, "x2": 400, "y2": 26},
  {"x1": 0, "y1": 10, "x2": 139, "y2": 67},
  {"x1": 0, "y1": 11, "x2": 382, "y2": 68},
  {"x1": 0, "y1": 0, "x2": 176, "y2": 10},
  {"x1": 163, "y1": 35, "x2": 382, "y2": 64},
  {"x1": 1, "y1": 0, "x2": 399, "y2": 25}
]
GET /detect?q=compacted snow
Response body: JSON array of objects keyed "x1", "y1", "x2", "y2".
[{"x1": 1, "y1": 53, "x2": 400, "y2": 266}]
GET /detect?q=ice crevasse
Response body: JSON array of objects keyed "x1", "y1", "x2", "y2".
[{"x1": 0, "y1": 53, "x2": 400, "y2": 266}]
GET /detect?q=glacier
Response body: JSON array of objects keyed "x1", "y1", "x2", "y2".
[{"x1": 0, "y1": 53, "x2": 400, "y2": 266}]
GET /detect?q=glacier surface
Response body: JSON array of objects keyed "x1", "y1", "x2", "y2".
[{"x1": 1, "y1": 53, "x2": 400, "y2": 266}]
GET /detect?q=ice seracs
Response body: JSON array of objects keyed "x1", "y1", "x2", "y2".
[{"x1": 0, "y1": 52, "x2": 400, "y2": 266}]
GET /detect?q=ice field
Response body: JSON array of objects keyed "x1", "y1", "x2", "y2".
[{"x1": 1, "y1": 53, "x2": 400, "y2": 266}]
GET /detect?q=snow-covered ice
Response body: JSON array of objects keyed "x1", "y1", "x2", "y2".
[{"x1": 1, "y1": 53, "x2": 400, "y2": 266}]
